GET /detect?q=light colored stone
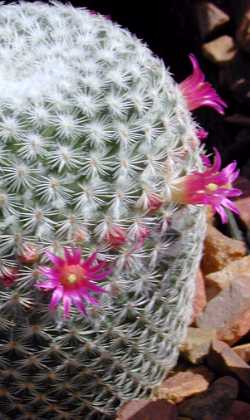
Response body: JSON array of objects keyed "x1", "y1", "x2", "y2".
[
  {"x1": 208, "y1": 340, "x2": 250, "y2": 387},
  {"x1": 197, "y1": 276, "x2": 250, "y2": 345},
  {"x1": 116, "y1": 399, "x2": 177, "y2": 420},
  {"x1": 205, "y1": 255, "x2": 250, "y2": 299},
  {"x1": 201, "y1": 225, "x2": 246, "y2": 275},
  {"x1": 217, "y1": 307, "x2": 250, "y2": 345},
  {"x1": 178, "y1": 376, "x2": 238, "y2": 420},
  {"x1": 202, "y1": 36, "x2": 237, "y2": 64},
  {"x1": 153, "y1": 367, "x2": 213, "y2": 404},
  {"x1": 191, "y1": 270, "x2": 207, "y2": 325},
  {"x1": 232, "y1": 343, "x2": 250, "y2": 363},
  {"x1": 180, "y1": 327, "x2": 216, "y2": 364},
  {"x1": 196, "y1": 2, "x2": 230, "y2": 39}
]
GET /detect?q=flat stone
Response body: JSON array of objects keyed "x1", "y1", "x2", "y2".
[
  {"x1": 232, "y1": 343, "x2": 250, "y2": 363},
  {"x1": 180, "y1": 327, "x2": 216, "y2": 364},
  {"x1": 236, "y1": 197, "x2": 250, "y2": 229},
  {"x1": 208, "y1": 340, "x2": 250, "y2": 387},
  {"x1": 196, "y1": 2, "x2": 230, "y2": 39},
  {"x1": 202, "y1": 36, "x2": 237, "y2": 65},
  {"x1": 197, "y1": 276, "x2": 250, "y2": 345},
  {"x1": 205, "y1": 255, "x2": 250, "y2": 299},
  {"x1": 201, "y1": 225, "x2": 246, "y2": 275},
  {"x1": 153, "y1": 367, "x2": 213, "y2": 404},
  {"x1": 217, "y1": 308, "x2": 250, "y2": 345},
  {"x1": 116, "y1": 400, "x2": 177, "y2": 420},
  {"x1": 224, "y1": 400, "x2": 250, "y2": 419},
  {"x1": 191, "y1": 270, "x2": 207, "y2": 325},
  {"x1": 178, "y1": 376, "x2": 238, "y2": 420}
]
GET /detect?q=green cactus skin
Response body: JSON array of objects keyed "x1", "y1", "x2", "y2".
[{"x1": 0, "y1": 2, "x2": 206, "y2": 418}]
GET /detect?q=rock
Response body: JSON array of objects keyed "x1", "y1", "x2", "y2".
[
  {"x1": 208, "y1": 340, "x2": 250, "y2": 387},
  {"x1": 217, "y1": 308, "x2": 250, "y2": 345},
  {"x1": 235, "y1": 176, "x2": 250, "y2": 199},
  {"x1": 153, "y1": 367, "x2": 213, "y2": 404},
  {"x1": 116, "y1": 399, "x2": 177, "y2": 420},
  {"x1": 195, "y1": 2, "x2": 230, "y2": 39},
  {"x1": 237, "y1": 9, "x2": 250, "y2": 53},
  {"x1": 197, "y1": 276, "x2": 250, "y2": 345},
  {"x1": 205, "y1": 255, "x2": 250, "y2": 299},
  {"x1": 236, "y1": 197, "x2": 250, "y2": 229},
  {"x1": 232, "y1": 343, "x2": 250, "y2": 363},
  {"x1": 180, "y1": 327, "x2": 216, "y2": 364},
  {"x1": 220, "y1": 54, "x2": 250, "y2": 106},
  {"x1": 177, "y1": 376, "x2": 238, "y2": 420},
  {"x1": 201, "y1": 225, "x2": 246, "y2": 275},
  {"x1": 191, "y1": 270, "x2": 207, "y2": 325},
  {"x1": 224, "y1": 400, "x2": 250, "y2": 419},
  {"x1": 225, "y1": 114, "x2": 250, "y2": 128},
  {"x1": 202, "y1": 36, "x2": 237, "y2": 65}
]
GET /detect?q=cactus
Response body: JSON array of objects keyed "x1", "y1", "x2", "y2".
[{"x1": 0, "y1": 2, "x2": 212, "y2": 419}]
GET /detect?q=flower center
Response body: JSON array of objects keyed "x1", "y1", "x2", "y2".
[
  {"x1": 60, "y1": 264, "x2": 85, "y2": 288},
  {"x1": 67, "y1": 274, "x2": 77, "y2": 284},
  {"x1": 207, "y1": 183, "x2": 218, "y2": 192}
]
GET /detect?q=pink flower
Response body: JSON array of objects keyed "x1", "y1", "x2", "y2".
[
  {"x1": 179, "y1": 54, "x2": 227, "y2": 114},
  {"x1": 105, "y1": 225, "x2": 127, "y2": 248},
  {"x1": 171, "y1": 149, "x2": 242, "y2": 223},
  {"x1": 36, "y1": 248, "x2": 111, "y2": 318},
  {"x1": 196, "y1": 128, "x2": 208, "y2": 141},
  {"x1": 200, "y1": 153, "x2": 211, "y2": 167}
]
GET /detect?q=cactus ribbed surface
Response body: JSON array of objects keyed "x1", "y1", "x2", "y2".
[{"x1": 0, "y1": 2, "x2": 206, "y2": 419}]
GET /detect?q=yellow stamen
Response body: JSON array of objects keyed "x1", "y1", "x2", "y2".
[
  {"x1": 67, "y1": 274, "x2": 77, "y2": 284},
  {"x1": 207, "y1": 183, "x2": 218, "y2": 192}
]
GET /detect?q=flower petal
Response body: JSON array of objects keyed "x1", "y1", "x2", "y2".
[
  {"x1": 46, "y1": 251, "x2": 64, "y2": 267},
  {"x1": 49, "y1": 286, "x2": 63, "y2": 309},
  {"x1": 180, "y1": 54, "x2": 227, "y2": 114},
  {"x1": 62, "y1": 294, "x2": 72, "y2": 318}
]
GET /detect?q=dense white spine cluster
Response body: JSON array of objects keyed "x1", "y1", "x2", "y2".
[{"x1": 0, "y1": 2, "x2": 206, "y2": 418}]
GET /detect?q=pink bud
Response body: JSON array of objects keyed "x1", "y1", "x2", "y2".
[
  {"x1": 105, "y1": 225, "x2": 127, "y2": 248},
  {"x1": 0, "y1": 268, "x2": 18, "y2": 287},
  {"x1": 18, "y1": 243, "x2": 39, "y2": 264}
]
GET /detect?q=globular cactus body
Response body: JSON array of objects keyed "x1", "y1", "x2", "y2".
[{"x1": 0, "y1": 2, "x2": 206, "y2": 419}]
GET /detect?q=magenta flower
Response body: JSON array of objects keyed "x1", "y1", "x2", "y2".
[
  {"x1": 196, "y1": 128, "x2": 208, "y2": 141},
  {"x1": 179, "y1": 54, "x2": 227, "y2": 114},
  {"x1": 171, "y1": 149, "x2": 242, "y2": 223},
  {"x1": 36, "y1": 248, "x2": 111, "y2": 318}
]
